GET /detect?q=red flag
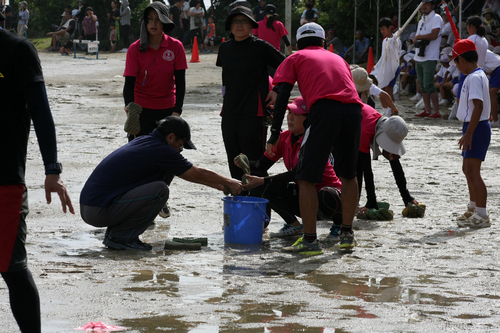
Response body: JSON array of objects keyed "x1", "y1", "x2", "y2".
[{"x1": 443, "y1": 1, "x2": 460, "y2": 41}]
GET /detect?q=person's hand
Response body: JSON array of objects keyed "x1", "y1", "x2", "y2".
[
  {"x1": 124, "y1": 106, "x2": 129, "y2": 114},
  {"x1": 265, "y1": 90, "x2": 277, "y2": 108},
  {"x1": 45, "y1": 174, "x2": 75, "y2": 214},
  {"x1": 392, "y1": 107, "x2": 399, "y2": 115},
  {"x1": 266, "y1": 136, "x2": 279, "y2": 158},
  {"x1": 225, "y1": 179, "x2": 243, "y2": 195},
  {"x1": 243, "y1": 175, "x2": 264, "y2": 190},
  {"x1": 359, "y1": 206, "x2": 369, "y2": 214},
  {"x1": 459, "y1": 133, "x2": 473, "y2": 151},
  {"x1": 411, "y1": 199, "x2": 419, "y2": 206},
  {"x1": 412, "y1": 35, "x2": 418, "y2": 44}
]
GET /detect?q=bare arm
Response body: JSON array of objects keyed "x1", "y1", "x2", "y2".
[
  {"x1": 378, "y1": 90, "x2": 399, "y2": 114},
  {"x1": 179, "y1": 165, "x2": 243, "y2": 194},
  {"x1": 413, "y1": 27, "x2": 441, "y2": 42}
]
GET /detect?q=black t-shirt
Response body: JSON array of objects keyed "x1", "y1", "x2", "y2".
[
  {"x1": 253, "y1": 5, "x2": 266, "y2": 22},
  {"x1": 0, "y1": 29, "x2": 45, "y2": 185},
  {"x1": 170, "y1": 6, "x2": 181, "y2": 27},
  {"x1": 216, "y1": 36, "x2": 285, "y2": 119},
  {"x1": 109, "y1": 8, "x2": 120, "y2": 25},
  {"x1": 0, "y1": 5, "x2": 12, "y2": 30}
]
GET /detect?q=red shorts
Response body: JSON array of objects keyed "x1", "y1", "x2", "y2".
[{"x1": 0, "y1": 184, "x2": 28, "y2": 272}]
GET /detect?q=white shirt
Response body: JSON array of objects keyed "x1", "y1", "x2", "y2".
[
  {"x1": 457, "y1": 68, "x2": 491, "y2": 122},
  {"x1": 189, "y1": 7, "x2": 204, "y2": 30},
  {"x1": 446, "y1": 63, "x2": 460, "y2": 78},
  {"x1": 483, "y1": 49, "x2": 500, "y2": 74},
  {"x1": 414, "y1": 10, "x2": 443, "y2": 62},
  {"x1": 468, "y1": 34, "x2": 489, "y2": 68},
  {"x1": 435, "y1": 65, "x2": 447, "y2": 78},
  {"x1": 370, "y1": 84, "x2": 383, "y2": 98},
  {"x1": 441, "y1": 22, "x2": 452, "y2": 37}
]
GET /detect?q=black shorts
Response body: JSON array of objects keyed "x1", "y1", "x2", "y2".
[
  {"x1": 0, "y1": 185, "x2": 29, "y2": 272},
  {"x1": 295, "y1": 99, "x2": 362, "y2": 183}
]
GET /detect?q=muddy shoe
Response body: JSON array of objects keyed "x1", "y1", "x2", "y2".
[
  {"x1": 104, "y1": 237, "x2": 152, "y2": 251},
  {"x1": 323, "y1": 225, "x2": 341, "y2": 244},
  {"x1": 339, "y1": 231, "x2": 357, "y2": 251},
  {"x1": 158, "y1": 204, "x2": 171, "y2": 218},
  {"x1": 457, "y1": 212, "x2": 490, "y2": 228},
  {"x1": 124, "y1": 102, "x2": 142, "y2": 135},
  {"x1": 456, "y1": 208, "x2": 475, "y2": 221},
  {"x1": 281, "y1": 237, "x2": 323, "y2": 256},
  {"x1": 172, "y1": 237, "x2": 208, "y2": 246},
  {"x1": 270, "y1": 223, "x2": 303, "y2": 238},
  {"x1": 164, "y1": 239, "x2": 201, "y2": 250}
]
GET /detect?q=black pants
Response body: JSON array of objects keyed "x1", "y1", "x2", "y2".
[
  {"x1": 251, "y1": 182, "x2": 343, "y2": 225},
  {"x1": 221, "y1": 117, "x2": 267, "y2": 180},
  {"x1": 127, "y1": 107, "x2": 174, "y2": 142},
  {"x1": 120, "y1": 24, "x2": 131, "y2": 48}
]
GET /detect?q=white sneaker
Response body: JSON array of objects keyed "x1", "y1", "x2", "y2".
[
  {"x1": 410, "y1": 94, "x2": 422, "y2": 101},
  {"x1": 400, "y1": 89, "x2": 409, "y2": 95},
  {"x1": 456, "y1": 208, "x2": 475, "y2": 221},
  {"x1": 120, "y1": 48, "x2": 128, "y2": 53},
  {"x1": 438, "y1": 99, "x2": 449, "y2": 106},
  {"x1": 491, "y1": 119, "x2": 500, "y2": 128},
  {"x1": 415, "y1": 98, "x2": 425, "y2": 109},
  {"x1": 457, "y1": 212, "x2": 490, "y2": 228}
]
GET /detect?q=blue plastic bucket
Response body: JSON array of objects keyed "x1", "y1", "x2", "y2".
[{"x1": 222, "y1": 196, "x2": 269, "y2": 245}]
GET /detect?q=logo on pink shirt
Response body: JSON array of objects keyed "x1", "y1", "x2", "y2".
[{"x1": 163, "y1": 50, "x2": 175, "y2": 61}]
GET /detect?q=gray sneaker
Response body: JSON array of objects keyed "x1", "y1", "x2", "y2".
[
  {"x1": 324, "y1": 225, "x2": 341, "y2": 243},
  {"x1": 270, "y1": 223, "x2": 303, "y2": 238},
  {"x1": 281, "y1": 237, "x2": 323, "y2": 256},
  {"x1": 457, "y1": 212, "x2": 491, "y2": 228}
]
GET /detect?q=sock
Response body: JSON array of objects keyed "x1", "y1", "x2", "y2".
[
  {"x1": 476, "y1": 207, "x2": 488, "y2": 218},
  {"x1": 303, "y1": 233, "x2": 317, "y2": 243},
  {"x1": 382, "y1": 107, "x2": 389, "y2": 116},
  {"x1": 416, "y1": 93, "x2": 421, "y2": 98},
  {"x1": 340, "y1": 224, "x2": 353, "y2": 234},
  {"x1": 468, "y1": 201, "x2": 476, "y2": 210}
]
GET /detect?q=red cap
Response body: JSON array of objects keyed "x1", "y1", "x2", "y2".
[
  {"x1": 452, "y1": 39, "x2": 477, "y2": 59},
  {"x1": 287, "y1": 97, "x2": 308, "y2": 115}
]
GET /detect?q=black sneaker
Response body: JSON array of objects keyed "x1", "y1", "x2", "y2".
[
  {"x1": 158, "y1": 204, "x2": 171, "y2": 218},
  {"x1": 104, "y1": 236, "x2": 152, "y2": 251},
  {"x1": 339, "y1": 231, "x2": 357, "y2": 250}
]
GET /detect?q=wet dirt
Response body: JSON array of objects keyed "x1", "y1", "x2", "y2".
[{"x1": 1, "y1": 50, "x2": 500, "y2": 332}]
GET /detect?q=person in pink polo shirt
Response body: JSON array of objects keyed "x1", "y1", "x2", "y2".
[
  {"x1": 123, "y1": 2, "x2": 188, "y2": 141},
  {"x1": 252, "y1": 4, "x2": 292, "y2": 55},
  {"x1": 268, "y1": 23, "x2": 363, "y2": 254},
  {"x1": 235, "y1": 98, "x2": 343, "y2": 242}
]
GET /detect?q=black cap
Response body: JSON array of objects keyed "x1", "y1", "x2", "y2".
[
  {"x1": 157, "y1": 116, "x2": 196, "y2": 150},
  {"x1": 264, "y1": 4, "x2": 277, "y2": 16},
  {"x1": 144, "y1": 1, "x2": 175, "y2": 33},
  {"x1": 225, "y1": 6, "x2": 258, "y2": 30}
]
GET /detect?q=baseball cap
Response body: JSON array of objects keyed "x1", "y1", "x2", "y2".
[
  {"x1": 297, "y1": 23, "x2": 325, "y2": 41},
  {"x1": 225, "y1": 6, "x2": 258, "y2": 30},
  {"x1": 374, "y1": 116, "x2": 407, "y2": 157},
  {"x1": 452, "y1": 39, "x2": 477, "y2": 60},
  {"x1": 440, "y1": 54, "x2": 449, "y2": 63},
  {"x1": 287, "y1": 97, "x2": 308, "y2": 115},
  {"x1": 264, "y1": 4, "x2": 278, "y2": 16},
  {"x1": 156, "y1": 116, "x2": 196, "y2": 150}
]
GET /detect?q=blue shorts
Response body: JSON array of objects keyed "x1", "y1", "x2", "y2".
[
  {"x1": 388, "y1": 67, "x2": 401, "y2": 87},
  {"x1": 452, "y1": 77, "x2": 459, "y2": 85},
  {"x1": 409, "y1": 68, "x2": 416, "y2": 75},
  {"x1": 461, "y1": 121, "x2": 491, "y2": 160},
  {"x1": 437, "y1": 77, "x2": 444, "y2": 84},
  {"x1": 489, "y1": 66, "x2": 500, "y2": 88}
]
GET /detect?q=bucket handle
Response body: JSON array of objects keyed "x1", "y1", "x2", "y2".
[{"x1": 254, "y1": 204, "x2": 270, "y2": 223}]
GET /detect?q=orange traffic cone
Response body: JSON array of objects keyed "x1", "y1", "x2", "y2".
[
  {"x1": 367, "y1": 47, "x2": 374, "y2": 74},
  {"x1": 190, "y1": 36, "x2": 200, "y2": 63},
  {"x1": 222, "y1": 37, "x2": 226, "y2": 43},
  {"x1": 329, "y1": 44, "x2": 333, "y2": 53}
]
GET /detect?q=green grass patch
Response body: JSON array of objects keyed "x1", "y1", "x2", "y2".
[{"x1": 30, "y1": 37, "x2": 52, "y2": 50}]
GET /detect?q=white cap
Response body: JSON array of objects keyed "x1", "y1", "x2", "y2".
[
  {"x1": 297, "y1": 23, "x2": 325, "y2": 41},
  {"x1": 441, "y1": 46, "x2": 452, "y2": 55},
  {"x1": 494, "y1": 46, "x2": 500, "y2": 54},
  {"x1": 440, "y1": 54, "x2": 449, "y2": 63}
]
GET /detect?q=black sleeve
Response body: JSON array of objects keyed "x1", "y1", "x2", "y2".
[
  {"x1": 68, "y1": 20, "x2": 75, "y2": 32},
  {"x1": 25, "y1": 82, "x2": 58, "y2": 167},
  {"x1": 263, "y1": 39, "x2": 286, "y2": 69},
  {"x1": 264, "y1": 169, "x2": 296, "y2": 185},
  {"x1": 282, "y1": 35, "x2": 290, "y2": 47},
  {"x1": 267, "y1": 82, "x2": 293, "y2": 144},
  {"x1": 390, "y1": 159, "x2": 415, "y2": 205},
  {"x1": 123, "y1": 76, "x2": 136, "y2": 106},
  {"x1": 358, "y1": 151, "x2": 378, "y2": 209},
  {"x1": 174, "y1": 69, "x2": 186, "y2": 115}
]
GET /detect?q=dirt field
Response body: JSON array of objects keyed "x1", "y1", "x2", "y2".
[{"x1": 1, "y1": 49, "x2": 500, "y2": 333}]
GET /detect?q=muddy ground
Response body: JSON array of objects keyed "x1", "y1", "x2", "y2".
[{"x1": 1, "y1": 49, "x2": 500, "y2": 333}]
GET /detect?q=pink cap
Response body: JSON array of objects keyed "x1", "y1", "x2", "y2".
[{"x1": 287, "y1": 97, "x2": 308, "y2": 115}]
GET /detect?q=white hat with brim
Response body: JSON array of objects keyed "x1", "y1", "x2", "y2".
[
  {"x1": 374, "y1": 116, "x2": 407, "y2": 157},
  {"x1": 403, "y1": 52, "x2": 415, "y2": 62},
  {"x1": 441, "y1": 46, "x2": 452, "y2": 55},
  {"x1": 351, "y1": 67, "x2": 372, "y2": 92}
]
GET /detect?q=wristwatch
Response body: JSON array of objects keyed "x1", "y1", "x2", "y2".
[{"x1": 45, "y1": 162, "x2": 63, "y2": 175}]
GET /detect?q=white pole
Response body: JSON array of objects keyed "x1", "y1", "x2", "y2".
[
  {"x1": 285, "y1": 0, "x2": 291, "y2": 54},
  {"x1": 376, "y1": 0, "x2": 379, "y2": 60},
  {"x1": 394, "y1": 2, "x2": 423, "y2": 39},
  {"x1": 459, "y1": 0, "x2": 462, "y2": 38},
  {"x1": 353, "y1": 0, "x2": 357, "y2": 64}
]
